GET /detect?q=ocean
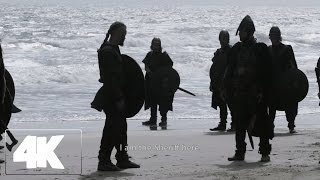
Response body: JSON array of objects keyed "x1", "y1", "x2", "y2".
[{"x1": 1, "y1": 0, "x2": 320, "y2": 130}]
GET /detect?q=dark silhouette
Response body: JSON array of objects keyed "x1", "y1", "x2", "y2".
[
  {"x1": 209, "y1": 30, "x2": 235, "y2": 132},
  {"x1": 224, "y1": 15, "x2": 273, "y2": 162},
  {"x1": 0, "y1": 44, "x2": 5, "y2": 160},
  {"x1": 141, "y1": 38, "x2": 175, "y2": 128},
  {"x1": 91, "y1": 22, "x2": 140, "y2": 171},
  {"x1": 0, "y1": 44, "x2": 19, "y2": 162},
  {"x1": 268, "y1": 26, "x2": 299, "y2": 134},
  {"x1": 316, "y1": 57, "x2": 320, "y2": 165},
  {"x1": 316, "y1": 57, "x2": 320, "y2": 103}
]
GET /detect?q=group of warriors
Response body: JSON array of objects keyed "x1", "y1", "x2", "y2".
[
  {"x1": 90, "y1": 15, "x2": 312, "y2": 171},
  {"x1": 210, "y1": 15, "x2": 309, "y2": 162},
  {"x1": 209, "y1": 18, "x2": 300, "y2": 135},
  {"x1": 0, "y1": 14, "x2": 318, "y2": 170}
]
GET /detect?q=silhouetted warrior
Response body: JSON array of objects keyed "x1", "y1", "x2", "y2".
[
  {"x1": 0, "y1": 44, "x2": 5, "y2": 158},
  {"x1": 142, "y1": 38, "x2": 174, "y2": 127},
  {"x1": 93, "y1": 22, "x2": 140, "y2": 171},
  {"x1": 268, "y1": 26, "x2": 298, "y2": 134},
  {"x1": 316, "y1": 57, "x2": 320, "y2": 100},
  {"x1": 224, "y1": 15, "x2": 273, "y2": 162},
  {"x1": 210, "y1": 30, "x2": 235, "y2": 132}
]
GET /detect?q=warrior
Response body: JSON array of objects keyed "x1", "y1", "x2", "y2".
[
  {"x1": 224, "y1": 15, "x2": 273, "y2": 162},
  {"x1": 316, "y1": 57, "x2": 320, "y2": 100},
  {"x1": 268, "y1": 26, "x2": 298, "y2": 134},
  {"x1": 0, "y1": 44, "x2": 5, "y2": 160},
  {"x1": 141, "y1": 38, "x2": 174, "y2": 128},
  {"x1": 209, "y1": 30, "x2": 235, "y2": 132},
  {"x1": 92, "y1": 22, "x2": 140, "y2": 171}
]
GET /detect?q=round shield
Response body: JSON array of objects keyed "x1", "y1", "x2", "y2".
[
  {"x1": 276, "y1": 68, "x2": 309, "y2": 108},
  {"x1": 209, "y1": 64, "x2": 214, "y2": 81},
  {"x1": 150, "y1": 67, "x2": 180, "y2": 97},
  {"x1": 122, "y1": 54, "x2": 145, "y2": 118}
]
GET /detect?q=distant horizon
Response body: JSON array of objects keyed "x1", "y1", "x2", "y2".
[{"x1": 0, "y1": 0, "x2": 320, "y2": 8}]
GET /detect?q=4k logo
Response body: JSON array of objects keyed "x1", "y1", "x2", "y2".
[{"x1": 13, "y1": 135, "x2": 65, "y2": 169}]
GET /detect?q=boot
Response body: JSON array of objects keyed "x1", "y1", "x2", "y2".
[
  {"x1": 210, "y1": 122, "x2": 226, "y2": 131},
  {"x1": 142, "y1": 117, "x2": 157, "y2": 126},
  {"x1": 143, "y1": 106, "x2": 157, "y2": 126},
  {"x1": 97, "y1": 160, "x2": 121, "y2": 171},
  {"x1": 289, "y1": 128, "x2": 297, "y2": 134},
  {"x1": 227, "y1": 125, "x2": 236, "y2": 132},
  {"x1": 97, "y1": 145, "x2": 118, "y2": 171},
  {"x1": 228, "y1": 152, "x2": 245, "y2": 161},
  {"x1": 117, "y1": 160, "x2": 140, "y2": 169},
  {"x1": 288, "y1": 122, "x2": 296, "y2": 134},
  {"x1": 116, "y1": 152, "x2": 140, "y2": 169},
  {"x1": 159, "y1": 116, "x2": 167, "y2": 127},
  {"x1": 260, "y1": 154, "x2": 270, "y2": 162}
]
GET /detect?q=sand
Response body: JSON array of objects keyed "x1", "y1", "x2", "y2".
[{"x1": 0, "y1": 118, "x2": 320, "y2": 180}]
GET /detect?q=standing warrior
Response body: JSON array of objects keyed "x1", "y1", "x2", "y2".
[
  {"x1": 0, "y1": 44, "x2": 6, "y2": 158},
  {"x1": 142, "y1": 38, "x2": 174, "y2": 128},
  {"x1": 91, "y1": 22, "x2": 140, "y2": 171},
  {"x1": 316, "y1": 57, "x2": 320, "y2": 165},
  {"x1": 224, "y1": 15, "x2": 274, "y2": 162},
  {"x1": 268, "y1": 26, "x2": 298, "y2": 134},
  {"x1": 209, "y1": 30, "x2": 235, "y2": 132}
]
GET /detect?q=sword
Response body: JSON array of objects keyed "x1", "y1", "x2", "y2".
[
  {"x1": 247, "y1": 131, "x2": 254, "y2": 150},
  {"x1": 247, "y1": 114, "x2": 256, "y2": 150},
  {"x1": 178, "y1": 87, "x2": 196, "y2": 96},
  {"x1": 145, "y1": 64, "x2": 196, "y2": 97}
]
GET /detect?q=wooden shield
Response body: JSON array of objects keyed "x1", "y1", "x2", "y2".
[
  {"x1": 150, "y1": 67, "x2": 180, "y2": 97},
  {"x1": 122, "y1": 55, "x2": 145, "y2": 118},
  {"x1": 276, "y1": 68, "x2": 309, "y2": 109}
]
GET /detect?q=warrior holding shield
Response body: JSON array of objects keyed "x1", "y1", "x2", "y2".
[
  {"x1": 91, "y1": 22, "x2": 140, "y2": 171},
  {"x1": 141, "y1": 38, "x2": 177, "y2": 128},
  {"x1": 209, "y1": 30, "x2": 235, "y2": 132},
  {"x1": 268, "y1": 26, "x2": 300, "y2": 134},
  {"x1": 0, "y1": 44, "x2": 20, "y2": 156}
]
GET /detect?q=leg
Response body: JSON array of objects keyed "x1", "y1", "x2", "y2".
[
  {"x1": 259, "y1": 137, "x2": 271, "y2": 162},
  {"x1": 159, "y1": 95, "x2": 173, "y2": 127},
  {"x1": 98, "y1": 109, "x2": 121, "y2": 171},
  {"x1": 210, "y1": 104, "x2": 227, "y2": 131},
  {"x1": 142, "y1": 104, "x2": 157, "y2": 126},
  {"x1": 285, "y1": 103, "x2": 298, "y2": 133},
  {"x1": 228, "y1": 98, "x2": 249, "y2": 161},
  {"x1": 227, "y1": 104, "x2": 236, "y2": 132},
  {"x1": 159, "y1": 109, "x2": 168, "y2": 127},
  {"x1": 115, "y1": 112, "x2": 140, "y2": 169},
  {"x1": 115, "y1": 114, "x2": 128, "y2": 161},
  {"x1": 220, "y1": 103, "x2": 228, "y2": 124}
]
